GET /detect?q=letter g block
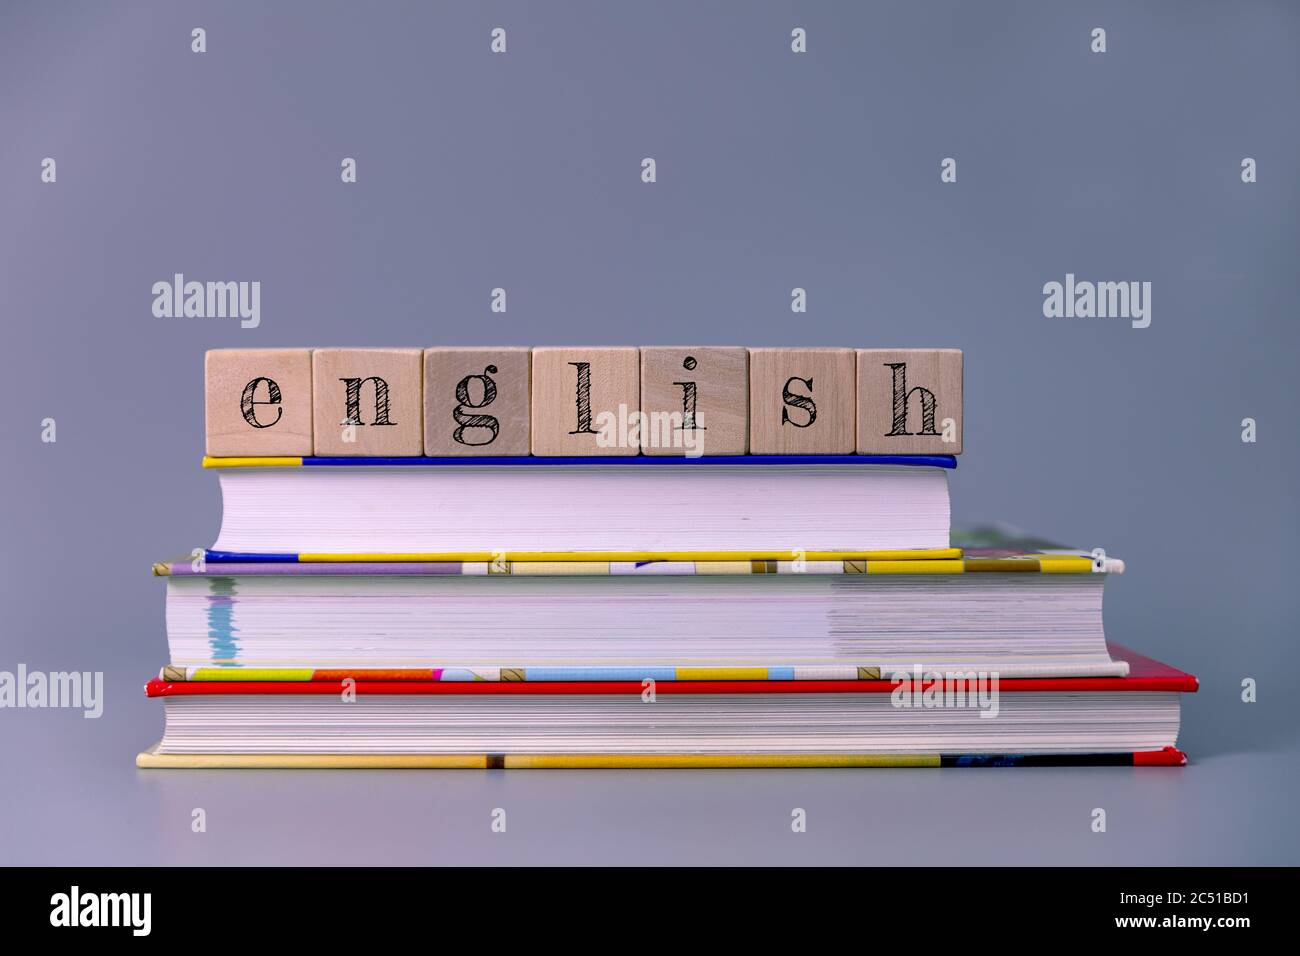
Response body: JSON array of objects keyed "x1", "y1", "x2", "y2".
[{"x1": 423, "y1": 347, "x2": 532, "y2": 456}]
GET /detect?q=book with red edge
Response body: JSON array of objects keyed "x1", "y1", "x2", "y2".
[{"x1": 139, "y1": 644, "x2": 1196, "y2": 768}]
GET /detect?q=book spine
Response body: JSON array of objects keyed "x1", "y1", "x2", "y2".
[{"x1": 137, "y1": 750, "x2": 1187, "y2": 770}]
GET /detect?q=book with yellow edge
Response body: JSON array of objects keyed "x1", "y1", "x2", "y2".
[{"x1": 153, "y1": 525, "x2": 1126, "y2": 679}]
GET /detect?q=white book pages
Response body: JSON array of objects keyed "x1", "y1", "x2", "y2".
[
  {"x1": 158, "y1": 691, "x2": 1180, "y2": 755},
  {"x1": 212, "y1": 463, "x2": 952, "y2": 553},
  {"x1": 166, "y1": 572, "x2": 1121, "y2": 675}
]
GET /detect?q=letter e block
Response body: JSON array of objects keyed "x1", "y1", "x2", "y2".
[
  {"x1": 856, "y1": 349, "x2": 962, "y2": 455},
  {"x1": 423, "y1": 348, "x2": 531, "y2": 456},
  {"x1": 531, "y1": 347, "x2": 639, "y2": 456},
  {"x1": 205, "y1": 349, "x2": 313, "y2": 457},
  {"x1": 748, "y1": 348, "x2": 855, "y2": 454},
  {"x1": 312, "y1": 348, "x2": 424, "y2": 456},
  {"x1": 640, "y1": 347, "x2": 748, "y2": 456}
]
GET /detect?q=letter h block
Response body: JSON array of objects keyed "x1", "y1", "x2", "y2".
[{"x1": 855, "y1": 349, "x2": 963, "y2": 454}]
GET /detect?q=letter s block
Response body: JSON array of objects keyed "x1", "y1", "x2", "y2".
[
  {"x1": 748, "y1": 348, "x2": 855, "y2": 454},
  {"x1": 312, "y1": 348, "x2": 424, "y2": 456},
  {"x1": 205, "y1": 349, "x2": 313, "y2": 457},
  {"x1": 530, "y1": 347, "x2": 639, "y2": 456},
  {"x1": 423, "y1": 347, "x2": 531, "y2": 456},
  {"x1": 856, "y1": 349, "x2": 962, "y2": 455}
]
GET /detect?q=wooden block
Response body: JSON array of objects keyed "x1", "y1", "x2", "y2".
[
  {"x1": 312, "y1": 348, "x2": 424, "y2": 456},
  {"x1": 530, "y1": 347, "x2": 640, "y2": 456},
  {"x1": 423, "y1": 348, "x2": 531, "y2": 456},
  {"x1": 748, "y1": 348, "x2": 855, "y2": 454},
  {"x1": 205, "y1": 349, "x2": 313, "y2": 456},
  {"x1": 639, "y1": 347, "x2": 748, "y2": 456},
  {"x1": 855, "y1": 349, "x2": 963, "y2": 454}
]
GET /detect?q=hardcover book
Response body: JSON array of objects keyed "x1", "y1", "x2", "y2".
[{"x1": 137, "y1": 645, "x2": 1196, "y2": 768}]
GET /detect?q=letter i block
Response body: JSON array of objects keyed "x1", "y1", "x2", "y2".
[
  {"x1": 640, "y1": 347, "x2": 749, "y2": 456},
  {"x1": 855, "y1": 349, "x2": 962, "y2": 455},
  {"x1": 423, "y1": 348, "x2": 532, "y2": 456},
  {"x1": 205, "y1": 349, "x2": 313, "y2": 457},
  {"x1": 311, "y1": 348, "x2": 424, "y2": 456},
  {"x1": 530, "y1": 347, "x2": 640, "y2": 456},
  {"x1": 748, "y1": 348, "x2": 855, "y2": 454}
]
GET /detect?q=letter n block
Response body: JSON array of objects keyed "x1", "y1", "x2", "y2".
[
  {"x1": 423, "y1": 347, "x2": 531, "y2": 456},
  {"x1": 855, "y1": 349, "x2": 962, "y2": 454},
  {"x1": 531, "y1": 347, "x2": 639, "y2": 456},
  {"x1": 205, "y1": 349, "x2": 313, "y2": 456},
  {"x1": 312, "y1": 348, "x2": 424, "y2": 456},
  {"x1": 640, "y1": 347, "x2": 748, "y2": 455},
  {"x1": 748, "y1": 348, "x2": 855, "y2": 454}
]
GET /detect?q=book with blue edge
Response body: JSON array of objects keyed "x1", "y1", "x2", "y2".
[{"x1": 203, "y1": 454, "x2": 957, "y2": 557}]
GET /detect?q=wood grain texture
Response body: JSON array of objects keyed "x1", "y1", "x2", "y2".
[
  {"x1": 530, "y1": 347, "x2": 639, "y2": 456},
  {"x1": 639, "y1": 346, "x2": 748, "y2": 456},
  {"x1": 205, "y1": 349, "x2": 313, "y2": 456},
  {"x1": 423, "y1": 347, "x2": 531, "y2": 456},
  {"x1": 748, "y1": 348, "x2": 855, "y2": 454},
  {"x1": 855, "y1": 349, "x2": 962, "y2": 454},
  {"x1": 312, "y1": 348, "x2": 424, "y2": 456}
]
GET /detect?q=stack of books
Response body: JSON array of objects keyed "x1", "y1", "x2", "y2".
[{"x1": 138, "y1": 346, "x2": 1196, "y2": 768}]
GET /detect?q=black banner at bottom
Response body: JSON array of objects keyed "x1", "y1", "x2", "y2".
[{"x1": 1, "y1": 866, "x2": 1272, "y2": 940}]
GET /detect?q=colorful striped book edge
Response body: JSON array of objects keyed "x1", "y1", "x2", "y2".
[
  {"x1": 167, "y1": 551, "x2": 1104, "y2": 574},
  {"x1": 157, "y1": 659, "x2": 1139, "y2": 684},
  {"x1": 136, "y1": 747, "x2": 1188, "y2": 770}
]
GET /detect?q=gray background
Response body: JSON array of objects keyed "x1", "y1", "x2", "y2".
[{"x1": 1, "y1": 1, "x2": 1297, "y2": 864}]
